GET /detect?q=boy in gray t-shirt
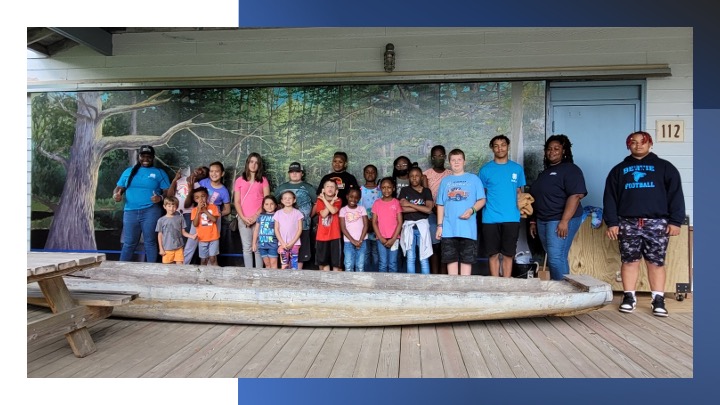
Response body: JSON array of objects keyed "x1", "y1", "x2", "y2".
[{"x1": 156, "y1": 196, "x2": 194, "y2": 264}]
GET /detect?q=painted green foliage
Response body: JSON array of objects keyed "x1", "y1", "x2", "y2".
[{"x1": 30, "y1": 81, "x2": 545, "y2": 251}]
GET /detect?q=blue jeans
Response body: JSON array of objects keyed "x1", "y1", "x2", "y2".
[
  {"x1": 120, "y1": 204, "x2": 163, "y2": 263},
  {"x1": 182, "y1": 212, "x2": 192, "y2": 233},
  {"x1": 406, "y1": 228, "x2": 430, "y2": 274},
  {"x1": 537, "y1": 216, "x2": 582, "y2": 280},
  {"x1": 364, "y1": 235, "x2": 380, "y2": 271},
  {"x1": 344, "y1": 240, "x2": 367, "y2": 272},
  {"x1": 377, "y1": 240, "x2": 399, "y2": 273},
  {"x1": 428, "y1": 212, "x2": 441, "y2": 245}
]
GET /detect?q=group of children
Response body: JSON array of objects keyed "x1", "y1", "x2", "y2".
[
  {"x1": 156, "y1": 161, "x2": 230, "y2": 266},
  {"x1": 253, "y1": 151, "x2": 443, "y2": 274},
  {"x1": 155, "y1": 146, "x2": 479, "y2": 274}
]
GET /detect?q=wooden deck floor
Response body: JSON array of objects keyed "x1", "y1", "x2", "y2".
[{"x1": 27, "y1": 292, "x2": 692, "y2": 378}]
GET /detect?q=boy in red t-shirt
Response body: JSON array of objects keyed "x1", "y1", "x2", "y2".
[
  {"x1": 314, "y1": 180, "x2": 343, "y2": 271},
  {"x1": 191, "y1": 187, "x2": 220, "y2": 266}
]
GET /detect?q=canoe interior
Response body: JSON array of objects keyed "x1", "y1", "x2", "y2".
[
  {"x1": 66, "y1": 261, "x2": 588, "y2": 293},
  {"x1": 38, "y1": 261, "x2": 613, "y2": 327}
]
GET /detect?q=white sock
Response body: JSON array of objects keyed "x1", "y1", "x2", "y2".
[{"x1": 651, "y1": 291, "x2": 664, "y2": 300}]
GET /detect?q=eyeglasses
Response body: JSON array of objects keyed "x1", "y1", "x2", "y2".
[{"x1": 395, "y1": 163, "x2": 409, "y2": 168}]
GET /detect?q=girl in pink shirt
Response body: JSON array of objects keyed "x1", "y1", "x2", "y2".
[
  {"x1": 273, "y1": 191, "x2": 304, "y2": 270},
  {"x1": 233, "y1": 153, "x2": 270, "y2": 268},
  {"x1": 371, "y1": 177, "x2": 403, "y2": 272},
  {"x1": 339, "y1": 188, "x2": 369, "y2": 272}
]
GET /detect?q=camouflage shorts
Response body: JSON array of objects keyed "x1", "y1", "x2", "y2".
[{"x1": 618, "y1": 217, "x2": 669, "y2": 266}]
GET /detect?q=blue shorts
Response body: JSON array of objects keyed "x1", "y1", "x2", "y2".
[
  {"x1": 198, "y1": 240, "x2": 219, "y2": 259},
  {"x1": 258, "y1": 246, "x2": 278, "y2": 259}
]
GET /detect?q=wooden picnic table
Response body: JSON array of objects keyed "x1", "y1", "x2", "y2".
[{"x1": 27, "y1": 252, "x2": 109, "y2": 358}]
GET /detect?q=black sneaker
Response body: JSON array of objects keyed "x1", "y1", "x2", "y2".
[
  {"x1": 651, "y1": 295, "x2": 669, "y2": 317},
  {"x1": 619, "y1": 292, "x2": 636, "y2": 313}
]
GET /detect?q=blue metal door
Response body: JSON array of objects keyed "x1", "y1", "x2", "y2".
[{"x1": 549, "y1": 83, "x2": 643, "y2": 209}]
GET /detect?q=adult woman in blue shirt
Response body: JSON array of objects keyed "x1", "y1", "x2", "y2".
[
  {"x1": 529, "y1": 135, "x2": 587, "y2": 280},
  {"x1": 113, "y1": 145, "x2": 171, "y2": 262}
]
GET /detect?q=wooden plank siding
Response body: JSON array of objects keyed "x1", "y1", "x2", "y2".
[
  {"x1": 27, "y1": 292, "x2": 692, "y2": 378},
  {"x1": 28, "y1": 28, "x2": 693, "y2": 77}
]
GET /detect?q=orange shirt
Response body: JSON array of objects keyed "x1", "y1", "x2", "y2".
[{"x1": 191, "y1": 204, "x2": 220, "y2": 242}]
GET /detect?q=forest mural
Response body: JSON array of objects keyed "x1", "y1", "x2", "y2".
[{"x1": 30, "y1": 81, "x2": 546, "y2": 261}]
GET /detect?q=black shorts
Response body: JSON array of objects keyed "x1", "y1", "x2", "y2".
[
  {"x1": 482, "y1": 222, "x2": 520, "y2": 257},
  {"x1": 299, "y1": 230, "x2": 312, "y2": 262},
  {"x1": 315, "y1": 239, "x2": 342, "y2": 268},
  {"x1": 441, "y1": 237, "x2": 477, "y2": 265}
]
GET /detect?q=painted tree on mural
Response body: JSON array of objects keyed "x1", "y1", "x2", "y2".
[{"x1": 38, "y1": 90, "x2": 251, "y2": 250}]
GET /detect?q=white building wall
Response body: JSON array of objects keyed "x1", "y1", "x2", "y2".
[
  {"x1": 26, "y1": 27, "x2": 693, "y2": 223},
  {"x1": 27, "y1": 95, "x2": 32, "y2": 252}
]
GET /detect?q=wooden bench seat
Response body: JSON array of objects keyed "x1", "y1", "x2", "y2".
[
  {"x1": 28, "y1": 287, "x2": 140, "y2": 348},
  {"x1": 28, "y1": 305, "x2": 113, "y2": 345},
  {"x1": 27, "y1": 287, "x2": 139, "y2": 308}
]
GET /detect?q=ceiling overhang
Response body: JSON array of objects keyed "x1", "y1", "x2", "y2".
[
  {"x1": 27, "y1": 27, "x2": 113, "y2": 57},
  {"x1": 48, "y1": 27, "x2": 113, "y2": 56}
]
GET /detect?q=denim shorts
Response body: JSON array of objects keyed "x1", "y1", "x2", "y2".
[
  {"x1": 198, "y1": 240, "x2": 219, "y2": 259},
  {"x1": 259, "y1": 242, "x2": 279, "y2": 258}
]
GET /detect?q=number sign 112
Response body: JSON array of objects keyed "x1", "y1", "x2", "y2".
[{"x1": 656, "y1": 120, "x2": 684, "y2": 142}]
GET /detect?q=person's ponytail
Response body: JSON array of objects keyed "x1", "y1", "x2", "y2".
[{"x1": 125, "y1": 162, "x2": 142, "y2": 188}]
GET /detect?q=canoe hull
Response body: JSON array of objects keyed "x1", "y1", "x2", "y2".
[{"x1": 56, "y1": 262, "x2": 613, "y2": 327}]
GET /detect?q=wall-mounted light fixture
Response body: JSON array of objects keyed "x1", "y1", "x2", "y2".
[{"x1": 384, "y1": 43, "x2": 395, "y2": 73}]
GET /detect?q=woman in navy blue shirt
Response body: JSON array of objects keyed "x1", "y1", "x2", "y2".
[{"x1": 528, "y1": 135, "x2": 587, "y2": 280}]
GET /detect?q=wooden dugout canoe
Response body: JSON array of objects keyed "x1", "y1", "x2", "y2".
[{"x1": 51, "y1": 261, "x2": 613, "y2": 327}]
